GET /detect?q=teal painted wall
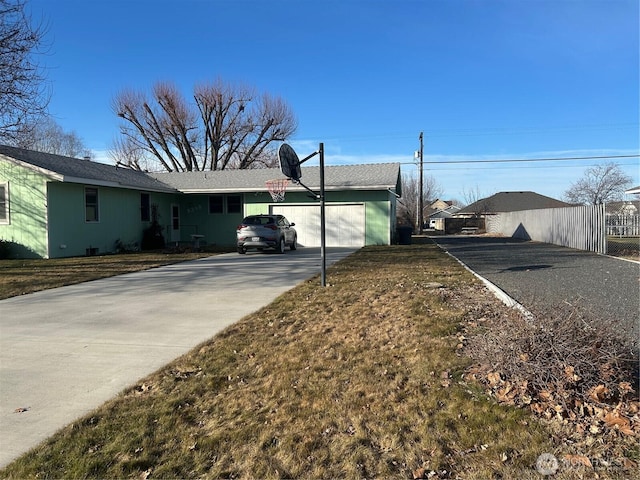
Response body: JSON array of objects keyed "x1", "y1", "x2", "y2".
[
  {"x1": 46, "y1": 183, "x2": 179, "y2": 258},
  {"x1": 177, "y1": 194, "x2": 244, "y2": 247},
  {"x1": 2, "y1": 158, "x2": 398, "y2": 257},
  {"x1": 171, "y1": 189, "x2": 396, "y2": 247},
  {"x1": 0, "y1": 159, "x2": 49, "y2": 258}
]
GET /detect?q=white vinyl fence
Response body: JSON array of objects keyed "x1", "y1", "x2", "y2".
[
  {"x1": 606, "y1": 214, "x2": 640, "y2": 236},
  {"x1": 486, "y1": 204, "x2": 606, "y2": 254}
]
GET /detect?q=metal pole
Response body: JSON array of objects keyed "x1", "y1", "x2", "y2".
[
  {"x1": 418, "y1": 132, "x2": 424, "y2": 235},
  {"x1": 319, "y1": 142, "x2": 326, "y2": 287}
]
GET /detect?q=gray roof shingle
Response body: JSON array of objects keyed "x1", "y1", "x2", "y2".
[
  {"x1": 458, "y1": 191, "x2": 571, "y2": 214},
  {"x1": 150, "y1": 163, "x2": 402, "y2": 193},
  {"x1": 0, "y1": 145, "x2": 176, "y2": 192},
  {"x1": 0, "y1": 144, "x2": 401, "y2": 195}
]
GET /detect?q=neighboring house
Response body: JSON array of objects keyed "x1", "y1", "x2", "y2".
[
  {"x1": 426, "y1": 203, "x2": 461, "y2": 230},
  {"x1": 605, "y1": 201, "x2": 639, "y2": 216},
  {"x1": 0, "y1": 145, "x2": 402, "y2": 258},
  {"x1": 429, "y1": 199, "x2": 454, "y2": 211},
  {"x1": 456, "y1": 191, "x2": 571, "y2": 218},
  {"x1": 605, "y1": 200, "x2": 640, "y2": 236}
]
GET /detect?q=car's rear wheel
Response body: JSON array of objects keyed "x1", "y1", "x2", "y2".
[
  {"x1": 278, "y1": 237, "x2": 285, "y2": 254},
  {"x1": 290, "y1": 235, "x2": 297, "y2": 250},
  {"x1": 237, "y1": 246, "x2": 246, "y2": 254}
]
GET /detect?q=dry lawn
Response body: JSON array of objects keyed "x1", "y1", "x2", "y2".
[
  {"x1": 0, "y1": 251, "x2": 218, "y2": 300},
  {"x1": 1, "y1": 241, "x2": 636, "y2": 479}
]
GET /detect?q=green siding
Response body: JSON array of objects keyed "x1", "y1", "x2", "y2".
[
  {"x1": 2, "y1": 159, "x2": 398, "y2": 257},
  {"x1": 46, "y1": 183, "x2": 179, "y2": 258},
  {"x1": 177, "y1": 194, "x2": 244, "y2": 246},
  {"x1": 243, "y1": 189, "x2": 393, "y2": 246},
  {"x1": 0, "y1": 159, "x2": 49, "y2": 258}
]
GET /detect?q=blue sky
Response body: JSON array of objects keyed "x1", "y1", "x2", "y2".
[{"x1": 29, "y1": 0, "x2": 639, "y2": 202}]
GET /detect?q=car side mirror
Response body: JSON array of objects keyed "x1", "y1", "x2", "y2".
[{"x1": 290, "y1": 223, "x2": 295, "y2": 227}]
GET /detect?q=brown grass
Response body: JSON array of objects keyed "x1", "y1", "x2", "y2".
[{"x1": 1, "y1": 241, "x2": 634, "y2": 479}]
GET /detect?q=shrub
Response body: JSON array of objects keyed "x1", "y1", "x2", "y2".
[
  {"x1": 466, "y1": 304, "x2": 638, "y2": 410},
  {"x1": 0, "y1": 239, "x2": 10, "y2": 259},
  {"x1": 141, "y1": 220, "x2": 165, "y2": 250}
]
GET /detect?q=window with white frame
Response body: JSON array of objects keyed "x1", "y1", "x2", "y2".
[
  {"x1": 85, "y1": 187, "x2": 99, "y2": 222},
  {"x1": 0, "y1": 183, "x2": 8, "y2": 224}
]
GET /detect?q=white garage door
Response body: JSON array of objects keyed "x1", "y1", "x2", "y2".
[{"x1": 271, "y1": 204, "x2": 365, "y2": 247}]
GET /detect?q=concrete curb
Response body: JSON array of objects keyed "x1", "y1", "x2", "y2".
[{"x1": 441, "y1": 248, "x2": 534, "y2": 320}]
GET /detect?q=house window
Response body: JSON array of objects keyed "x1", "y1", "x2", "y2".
[
  {"x1": 141, "y1": 193, "x2": 150, "y2": 221},
  {"x1": 85, "y1": 187, "x2": 99, "y2": 222},
  {"x1": 227, "y1": 194, "x2": 242, "y2": 213},
  {"x1": 0, "y1": 183, "x2": 8, "y2": 224},
  {"x1": 209, "y1": 195, "x2": 224, "y2": 214},
  {"x1": 209, "y1": 194, "x2": 243, "y2": 214}
]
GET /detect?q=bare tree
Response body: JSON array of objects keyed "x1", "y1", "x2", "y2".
[
  {"x1": 112, "y1": 79, "x2": 297, "y2": 171},
  {"x1": 397, "y1": 173, "x2": 443, "y2": 229},
  {"x1": 0, "y1": 0, "x2": 48, "y2": 142},
  {"x1": 564, "y1": 162, "x2": 633, "y2": 205},
  {"x1": 461, "y1": 184, "x2": 484, "y2": 208},
  {"x1": 460, "y1": 184, "x2": 493, "y2": 217},
  {"x1": 12, "y1": 116, "x2": 89, "y2": 157},
  {"x1": 109, "y1": 136, "x2": 150, "y2": 170}
]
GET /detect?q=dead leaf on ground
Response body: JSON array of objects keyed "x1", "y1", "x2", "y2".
[
  {"x1": 562, "y1": 454, "x2": 593, "y2": 468},
  {"x1": 412, "y1": 467, "x2": 426, "y2": 479},
  {"x1": 604, "y1": 412, "x2": 634, "y2": 435},
  {"x1": 13, "y1": 407, "x2": 30, "y2": 413},
  {"x1": 589, "y1": 384, "x2": 609, "y2": 403},
  {"x1": 486, "y1": 371, "x2": 502, "y2": 386}
]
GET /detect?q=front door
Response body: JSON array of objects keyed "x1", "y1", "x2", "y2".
[{"x1": 171, "y1": 204, "x2": 180, "y2": 243}]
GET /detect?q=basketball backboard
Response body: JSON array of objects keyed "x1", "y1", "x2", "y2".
[{"x1": 278, "y1": 143, "x2": 302, "y2": 182}]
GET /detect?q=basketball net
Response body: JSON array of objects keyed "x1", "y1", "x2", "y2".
[{"x1": 266, "y1": 178, "x2": 290, "y2": 202}]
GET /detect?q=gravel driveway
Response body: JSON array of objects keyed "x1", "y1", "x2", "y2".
[{"x1": 431, "y1": 236, "x2": 639, "y2": 344}]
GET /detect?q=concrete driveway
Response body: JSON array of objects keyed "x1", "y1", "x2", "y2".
[{"x1": 0, "y1": 247, "x2": 356, "y2": 468}]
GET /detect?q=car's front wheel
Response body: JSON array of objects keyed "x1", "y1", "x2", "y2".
[{"x1": 290, "y1": 235, "x2": 297, "y2": 250}]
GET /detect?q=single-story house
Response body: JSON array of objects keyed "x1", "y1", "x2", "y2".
[
  {"x1": 456, "y1": 191, "x2": 571, "y2": 218},
  {"x1": 0, "y1": 145, "x2": 402, "y2": 258},
  {"x1": 425, "y1": 200, "x2": 461, "y2": 230}
]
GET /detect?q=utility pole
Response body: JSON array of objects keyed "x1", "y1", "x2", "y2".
[{"x1": 418, "y1": 132, "x2": 424, "y2": 235}]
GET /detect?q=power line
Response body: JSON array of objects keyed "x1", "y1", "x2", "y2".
[
  {"x1": 426, "y1": 162, "x2": 639, "y2": 172},
  {"x1": 402, "y1": 154, "x2": 639, "y2": 166}
]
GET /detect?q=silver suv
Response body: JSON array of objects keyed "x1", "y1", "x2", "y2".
[{"x1": 236, "y1": 214, "x2": 297, "y2": 254}]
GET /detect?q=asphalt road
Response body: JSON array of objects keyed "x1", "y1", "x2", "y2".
[
  {"x1": 0, "y1": 247, "x2": 357, "y2": 468},
  {"x1": 431, "y1": 236, "x2": 640, "y2": 344}
]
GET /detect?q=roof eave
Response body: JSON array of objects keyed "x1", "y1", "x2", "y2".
[
  {"x1": 62, "y1": 176, "x2": 177, "y2": 193},
  {"x1": 0, "y1": 154, "x2": 64, "y2": 181},
  {"x1": 177, "y1": 184, "x2": 397, "y2": 194}
]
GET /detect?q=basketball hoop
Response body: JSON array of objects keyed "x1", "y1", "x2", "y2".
[{"x1": 266, "y1": 178, "x2": 290, "y2": 202}]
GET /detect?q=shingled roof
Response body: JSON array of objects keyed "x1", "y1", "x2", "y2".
[
  {"x1": 0, "y1": 145, "x2": 176, "y2": 192},
  {"x1": 458, "y1": 191, "x2": 571, "y2": 214},
  {"x1": 150, "y1": 163, "x2": 402, "y2": 194},
  {"x1": 0, "y1": 144, "x2": 401, "y2": 195}
]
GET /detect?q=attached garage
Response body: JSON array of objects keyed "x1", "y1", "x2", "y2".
[
  {"x1": 271, "y1": 203, "x2": 365, "y2": 247},
  {"x1": 152, "y1": 162, "x2": 403, "y2": 247},
  {"x1": 0, "y1": 145, "x2": 403, "y2": 257}
]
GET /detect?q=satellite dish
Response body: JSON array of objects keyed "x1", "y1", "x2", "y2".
[{"x1": 278, "y1": 143, "x2": 302, "y2": 182}]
